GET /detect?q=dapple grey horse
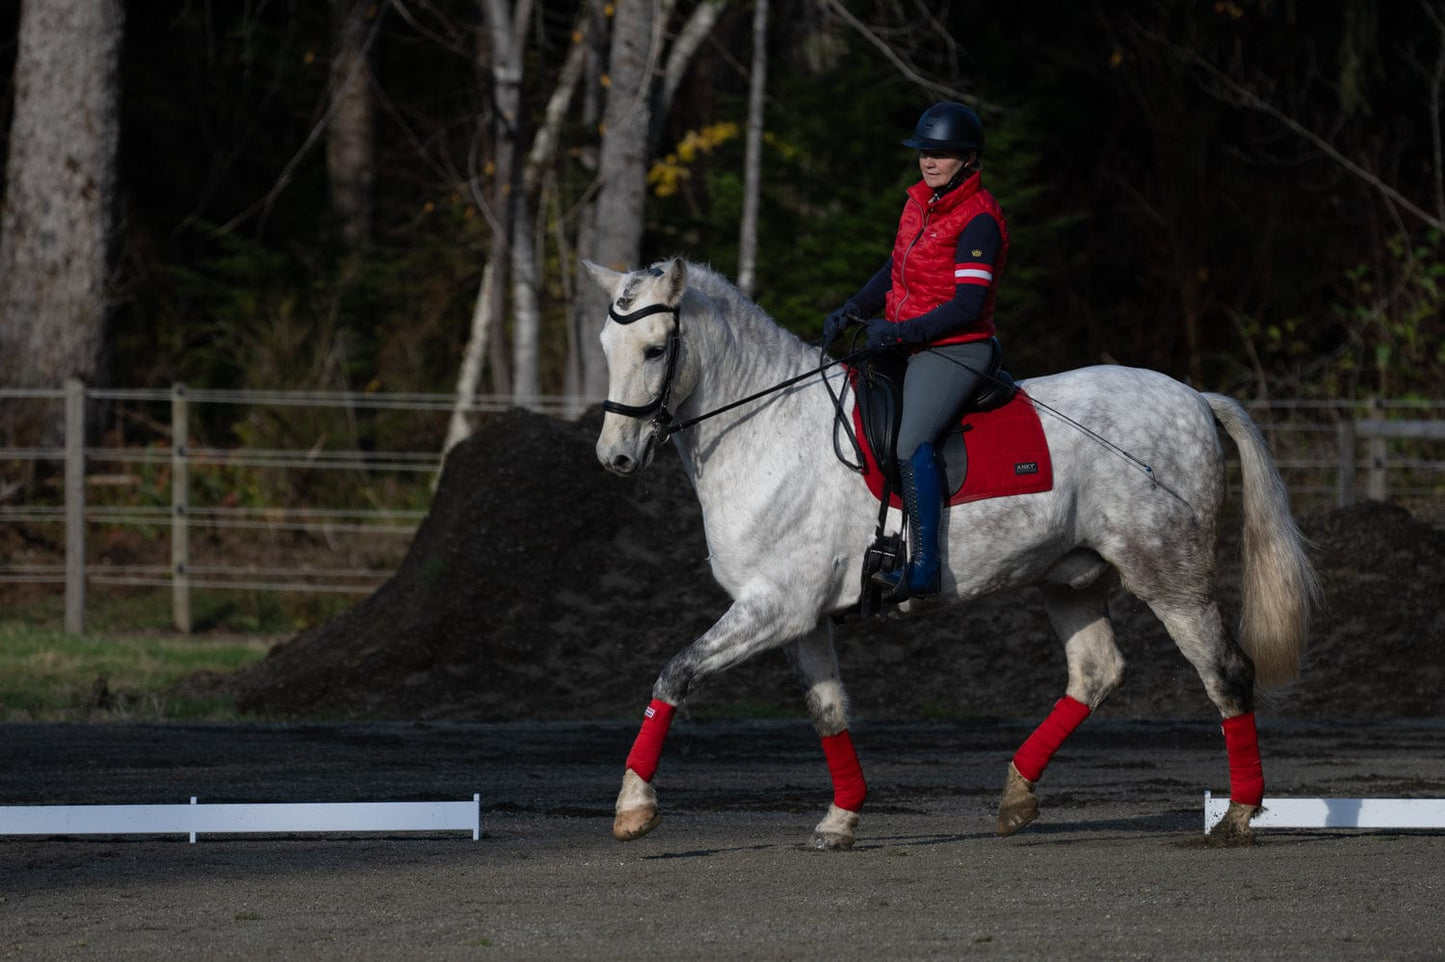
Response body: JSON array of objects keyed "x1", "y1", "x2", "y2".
[{"x1": 587, "y1": 257, "x2": 1319, "y2": 849}]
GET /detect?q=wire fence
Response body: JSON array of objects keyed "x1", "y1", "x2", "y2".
[{"x1": 2, "y1": 383, "x2": 1442, "y2": 634}]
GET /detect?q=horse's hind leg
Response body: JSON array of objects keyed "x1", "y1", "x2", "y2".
[
  {"x1": 999, "y1": 578, "x2": 1126, "y2": 837},
  {"x1": 1147, "y1": 597, "x2": 1262, "y2": 845},
  {"x1": 786, "y1": 624, "x2": 867, "y2": 851}
]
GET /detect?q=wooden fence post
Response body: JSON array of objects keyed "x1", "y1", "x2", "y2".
[
  {"x1": 64, "y1": 378, "x2": 86, "y2": 635},
  {"x1": 1366, "y1": 397, "x2": 1387, "y2": 501},
  {"x1": 172, "y1": 384, "x2": 191, "y2": 633},
  {"x1": 1336, "y1": 417, "x2": 1356, "y2": 507}
]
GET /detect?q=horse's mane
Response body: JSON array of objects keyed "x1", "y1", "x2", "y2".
[{"x1": 654, "y1": 259, "x2": 808, "y2": 364}]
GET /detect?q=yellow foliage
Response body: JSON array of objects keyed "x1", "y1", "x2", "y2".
[
  {"x1": 763, "y1": 131, "x2": 798, "y2": 161},
  {"x1": 647, "y1": 122, "x2": 740, "y2": 197}
]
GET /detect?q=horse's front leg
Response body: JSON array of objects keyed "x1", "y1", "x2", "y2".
[
  {"x1": 614, "y1": 594, "x2": 799, "y2": 842},
  {"x1": 785, "y1": 625, "x2": 867, "y2": 851},
  {"x1": 998, "y1": 580, "x2": 1125, "y2": 836}
]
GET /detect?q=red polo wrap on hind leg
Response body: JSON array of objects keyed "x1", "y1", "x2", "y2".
[
  {"x1": 821, "y1": 731, "x2": 868, "y2": 812},
  {"x1": 1012, "y1": 696, "x2": 1091, "y2": 783},
  {"x1": 625, "y1": 699, "x2": 676, "y2": 783},
  {"x1": 1221, "y1": 711, "x2": 1265, "y2": 806}
]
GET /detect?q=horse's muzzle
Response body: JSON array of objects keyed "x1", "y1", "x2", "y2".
[{"x1": 597, "y1": 430, "x2": 657, "y2": 477}]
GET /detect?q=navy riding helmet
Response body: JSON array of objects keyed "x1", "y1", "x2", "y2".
[{"x1": 902, "y1": 102, "x2": 984, "y2": 155}]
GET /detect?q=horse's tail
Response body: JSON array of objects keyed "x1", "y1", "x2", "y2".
[{"x1": 1205, "y1": 393, "x2": 1322, "y2": 687}]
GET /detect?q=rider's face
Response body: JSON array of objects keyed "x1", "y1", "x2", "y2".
[{"x1": 918, "y1": 150, "x2": 967, "y2": 189}]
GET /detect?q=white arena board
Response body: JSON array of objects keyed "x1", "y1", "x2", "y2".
[
  {"x1": 1204, "y1": 792, "x2": 1445, "y2": 833},
  {"x1": 0, "y1": 795, "x2": 481, "y2": 842}
]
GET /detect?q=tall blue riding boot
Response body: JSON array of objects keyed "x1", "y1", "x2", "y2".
[{"x1": 877, "y1": 442, "x2": 943, "y2": 602}]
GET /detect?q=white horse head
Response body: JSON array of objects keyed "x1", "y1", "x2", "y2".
[{"x1": 584, "y1": 257, "x2": 699, "y2": 477}]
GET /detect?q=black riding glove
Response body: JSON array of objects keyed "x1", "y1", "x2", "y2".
[
  {"x1": 822, "y1": 303, "x2": 859, "y2": 346},
  {"x1": 865, "y1": 318, "x2": 901, "y2": 352}
]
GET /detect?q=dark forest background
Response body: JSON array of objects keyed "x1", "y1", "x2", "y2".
[{"x1": 3, "y1": 0, "x2": 1443, "y2": 430}]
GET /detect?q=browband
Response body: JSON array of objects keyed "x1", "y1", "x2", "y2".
[{"x1": 609, "y1": 303, "x2": 678, "y2": 325}]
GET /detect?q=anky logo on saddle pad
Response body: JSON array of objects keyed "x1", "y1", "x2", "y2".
[{"x1": 852, "y1": 390, "x2": 1054, "y2": 506}]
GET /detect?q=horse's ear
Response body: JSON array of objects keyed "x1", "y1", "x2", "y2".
[
  {"x1": 582, "y1": 259, "x2": 624, "y2": 293},
  {"x1": 661, "y1": 257, "x2": 687, "y2": 305}
]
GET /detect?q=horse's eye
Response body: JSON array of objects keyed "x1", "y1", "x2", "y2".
[{"x1": 644, "y1": 344, "x2": 667, "y2": 361}]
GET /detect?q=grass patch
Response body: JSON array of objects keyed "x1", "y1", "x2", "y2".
[
  {"x1": 9, "y1": 585, "x2": 355, "y2": 637},
  {"x1": 0, "y1": 621, "x2": 276, "y2": 721}
]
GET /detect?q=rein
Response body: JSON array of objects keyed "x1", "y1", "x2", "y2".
[
  {"x1": 924, "y1": 346, "x2": 1163, "y2": 488},
  {"x1": 665, "y1": 352, "x2": 861, "y2": 442},
  {"x1": 601, "y1": 295, "x2": 868, "y2": 446}
]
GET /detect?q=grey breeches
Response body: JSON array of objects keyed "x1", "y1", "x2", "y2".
[{"x1": 896, "y1": 340, "x2": 997, "y2": 458}]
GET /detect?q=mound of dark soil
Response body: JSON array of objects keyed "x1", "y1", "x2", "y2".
[{"x1": 229, "y1": 409, "x2": 1444, "y2": 723}]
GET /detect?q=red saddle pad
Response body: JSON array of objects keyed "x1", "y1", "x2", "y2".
[{"x1": 853, "y1": 389, "x2": 1054, "y2": 507}]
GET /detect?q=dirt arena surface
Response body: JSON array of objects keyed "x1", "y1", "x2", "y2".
[{"x1": 3, "y1": 717, "x2": 1443, "y2": 960}]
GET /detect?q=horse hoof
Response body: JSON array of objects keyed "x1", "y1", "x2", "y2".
[
  {"x1": 613, "y1": 807, "x2": 661, "y2": 841},
  {"x1": 1208, "y1": 801, "x2": 1259, "y2": 846},
  {"x1": 809, "y1": 831, "x2": 855, "y2": 851},
  {"x1": 996, "y1": 762, "x2": 1040, "y2": 837},
  {"x1": 809, "y1": 803, "x2": 860, "y2": 851},
  {"x1": 613, "y1": 768, "x2": 660, "y2": 841}
]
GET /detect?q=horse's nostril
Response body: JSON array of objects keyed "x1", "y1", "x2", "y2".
[{"x1": 610, "y1": 454, "x2": 635, "y2": 475}]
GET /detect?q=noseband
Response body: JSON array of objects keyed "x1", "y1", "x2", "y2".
[{"x1": 601, "y1": 301, "x2": 682, "y2": 440}]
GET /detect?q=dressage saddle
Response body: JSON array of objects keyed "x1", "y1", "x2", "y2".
[{"x1": 852, "y1": 335, "x2": 1017, "y2": 495}]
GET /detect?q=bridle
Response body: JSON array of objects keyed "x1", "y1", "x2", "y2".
[
  {"x1": 601, "y1": 295, "x2": 869, "y2": 449},
  {"x1": 600, "y1": 301, "x2": 683, "y2": 439}
]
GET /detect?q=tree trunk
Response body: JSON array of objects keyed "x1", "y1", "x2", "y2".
[
  {"x1": 0, "y1": 0, "x2": 124, "y2": 446},
  {"x1": 448, "y1": 5, "x2": 594, "y2": 438},
  {"x1": 510, "y1": 207, "x2": 542, "y2": 410},
  {"x1": 327, "y1": 0, "x2": 376, "y2": 252},
  {"x1": 651, "y1": 0, "x2": 728, "y2": 153},
  {"x1": 479, "y1": 0, "x2": 531, "y2": 400},
  {"x1": 444, "y1": 260, "x2": 496, "y2": 456},
  {"x1": 582, "y1": 0, "x2": 657, "y2": 401},
  {"x1": 565, "y1": 1, "x2": 610, "y2": 415},
  {"x1": 737, "y1": 0, "x2": 768, "y2": 297}
]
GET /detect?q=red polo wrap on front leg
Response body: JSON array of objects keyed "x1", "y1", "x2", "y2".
[
  {"x1": 1012, "y1": 696, "x2": 1091, "y2": 783},
  {"x1": 624, "y1": 699, "x2": 676, "y2": 783},
  {"x1": 1221, "y1": 711, "x2": 1265, "y2": 806},
  {"x1": 821, "y1": 730, "x2": 868, "y2": 812}
]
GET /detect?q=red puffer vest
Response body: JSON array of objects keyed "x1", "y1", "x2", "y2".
[{"x1": 883, "y1": 172, "x2": 1009, "y2": 346}]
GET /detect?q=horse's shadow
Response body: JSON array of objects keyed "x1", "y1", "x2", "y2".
[
  {"x1": 641, "y1": 831, "x2": 986, "y2": 859},
  {"x1": 643, "y1": 842, "x2": 777, "y2": 860},
  {"x1": 639, "y1": 813, "x2": 1226, "y2": 858}
]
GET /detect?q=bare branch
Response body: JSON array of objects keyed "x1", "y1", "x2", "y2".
[
  {"x1": 1418, "y1": 0, "x2": 1445, "y2": 221},
  {"x1": 215, "y1": 2, "x2": 390, "y2": 237},
  {"x1": 1140, "y1": 24, "x2": 1445, "y2": 233},
  {"x1": 656, "y1": 0, "x2": 728, "y2": 125},
  {"x1": 523, "y1": 18, "x2": 591, "y2": 194},
  {"x1": 815, "y1": 0, "x2": 1000, "y2": 112}
]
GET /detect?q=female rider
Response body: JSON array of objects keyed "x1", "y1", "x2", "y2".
[{"x1": 823, "y1": 101, "x2": 1009, "y2": 601}]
